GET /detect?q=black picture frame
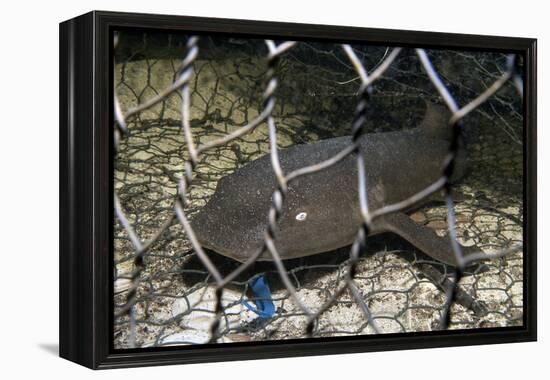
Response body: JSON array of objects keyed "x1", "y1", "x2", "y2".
[{"x1": 59, "y1": 10, "x2": 537, "y2": 369}]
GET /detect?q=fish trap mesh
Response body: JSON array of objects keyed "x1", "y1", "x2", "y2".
[{"x1": 112, "y1": 31, "x2": 524, "y2": 348}]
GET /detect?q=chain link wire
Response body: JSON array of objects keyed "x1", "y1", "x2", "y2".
[{"x1": 113, "y1": 31, "x2": 524, "y2": 348}]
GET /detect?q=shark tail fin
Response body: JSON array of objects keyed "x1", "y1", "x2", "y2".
[{"x1": 418, "y1": 100, "x2": 454, "y2": 141}]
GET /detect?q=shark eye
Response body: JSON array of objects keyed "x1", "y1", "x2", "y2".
[{"x1": 295, "y1": 212, "x2": 307, "y2": 221}]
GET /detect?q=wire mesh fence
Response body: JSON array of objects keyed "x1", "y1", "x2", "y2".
[{"x1": 113, "y1": 31, "x2": 524, "y2": 348}]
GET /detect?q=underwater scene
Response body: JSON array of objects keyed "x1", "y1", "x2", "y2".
[{"x1": 113, "y1": 30, "x2": 524, "y2": 348}]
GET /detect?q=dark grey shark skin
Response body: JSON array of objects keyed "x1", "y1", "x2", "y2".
[{"x1": 191, "y1": 103, "x2": 474, "y2": 266}]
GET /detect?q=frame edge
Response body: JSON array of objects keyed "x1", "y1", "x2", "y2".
[{"x1": 59, "y1": 11, "x2": 97, "y2": 369}]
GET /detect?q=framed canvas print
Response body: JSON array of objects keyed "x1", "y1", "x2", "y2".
[{"x1": 59, "y1": 11, "x2": 537, "y2": 369}]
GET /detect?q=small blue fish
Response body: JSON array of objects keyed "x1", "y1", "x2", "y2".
[{"x1": 241, "y1": 275, "x2": 276, "y2": 319}]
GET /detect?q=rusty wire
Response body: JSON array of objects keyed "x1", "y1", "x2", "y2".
[{"x1": 113, "y1": 33, "x2": 524, "y2": 347}]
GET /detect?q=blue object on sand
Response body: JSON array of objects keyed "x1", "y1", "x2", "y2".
[{"x1": 241, "y1": 275, "x2": 275, "y2": 319}]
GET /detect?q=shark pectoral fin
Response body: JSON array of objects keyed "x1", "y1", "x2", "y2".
[{"x1": 379, "y1": 212, "x2": 473, "y2": 267}]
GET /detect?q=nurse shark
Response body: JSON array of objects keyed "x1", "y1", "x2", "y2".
[{"x1": 191, "y1": 102, "x2": 476, "y2": 267}]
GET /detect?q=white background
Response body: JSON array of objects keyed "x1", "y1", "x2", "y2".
[{"x1": 1, "y1": 0, "x2": 546, "y2": 378}]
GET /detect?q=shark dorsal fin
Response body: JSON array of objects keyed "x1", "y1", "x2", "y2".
[{"x1": 418, "y1": 100, "x2": 453, "y2": 141}]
